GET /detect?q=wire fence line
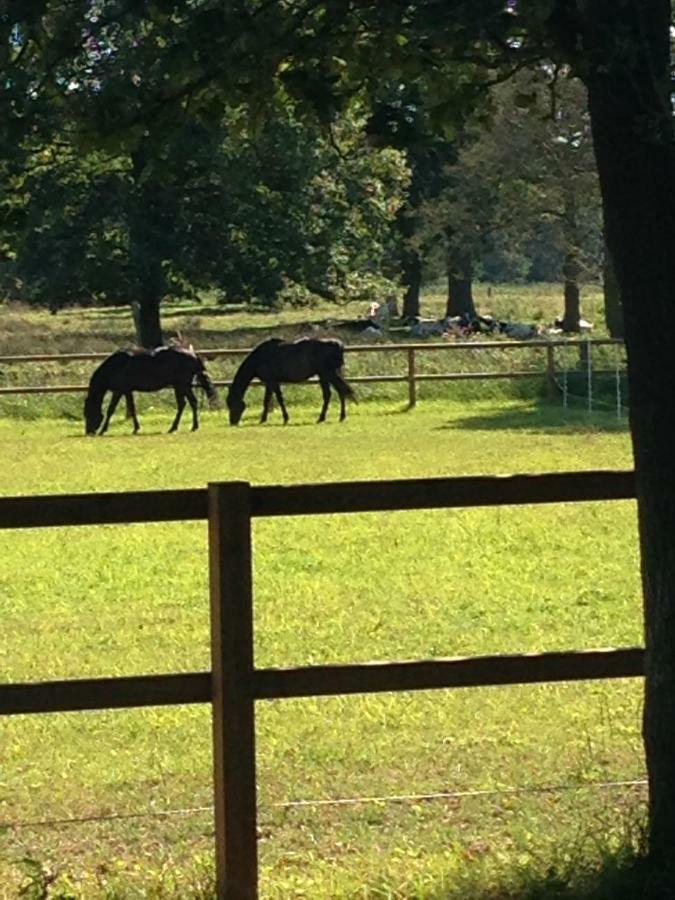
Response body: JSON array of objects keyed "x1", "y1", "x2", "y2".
[{"x1": 1, "y1": 777, "x2": 647, "y2": 831}]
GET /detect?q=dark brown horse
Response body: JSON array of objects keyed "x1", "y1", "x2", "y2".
[
  {"x1": 84, "y1": 346, "x2": 217, "y2": 435},
  {"x1": 226, "y1": 338, "x2": 355, "y2": 425}
]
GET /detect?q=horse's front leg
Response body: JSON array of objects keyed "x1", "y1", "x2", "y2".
[
  {"x1": 186, "y1": 387, "x2": 199, "y2": 431},
  {"x1": 273, "y1": 385, "x2": 289, "y2": 423},
  {"x1": 99, "y1": 391, "x2": 123, "y2": 434},
  {"x1": 317, "y1": 378, "x2": 331, "y2": 423},
  {"x1": 260, "y1": 384, "x2": 273, "y2": 423},
  {"x1": 169, "y1": 388, "x2": 187, "y2": 433},
  {"x1": 125, "y1": 393, "x2": 140, "y2": 433}
]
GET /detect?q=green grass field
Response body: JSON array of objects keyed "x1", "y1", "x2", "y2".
[{"x1": 0, "y1": 385, "x2": 646, "y2": 898}]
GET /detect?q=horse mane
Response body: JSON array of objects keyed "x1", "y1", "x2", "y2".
[{"x1": 229, "y1": 339, "x2": 283, "y2": 400}]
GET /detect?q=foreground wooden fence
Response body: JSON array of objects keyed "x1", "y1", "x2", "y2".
[
  {"x1": 0, "y1": 338, "x2": 624, "y2": 406},
  {"x1": 0, "y1": 470, "x2": 643, "y2": 898}
]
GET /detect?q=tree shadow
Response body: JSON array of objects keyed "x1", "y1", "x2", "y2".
[
  {"x1": 63, "y1": 302, "x2": 252, "y2": 321},
  {"x1": 437, "y1": 400, "x2": 629, "y2": 436},
  {"x1": 486, "y1": 856, "x2": 675, "y2": 900},
  {"x1": 454, "y1": 853, "x2": 675, "y2": 900},
  {"x1": 56, "y1": 318, "x2": 384, "y2": 352}
]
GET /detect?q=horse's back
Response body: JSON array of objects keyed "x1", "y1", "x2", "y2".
[
  {"x1": 252, "y1": 337, "x2": 345, "y2": 382},
  {"x1": 94, "y1": 346, "x2": 199, "y2": 392}
]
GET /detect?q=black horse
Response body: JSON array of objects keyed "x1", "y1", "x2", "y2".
[
  {"x1": 84, "y1": 346, "x2": 217, "y2": 435},
  {"x1": 226, "y1": 338, "x2": 355, "y2": 425}
]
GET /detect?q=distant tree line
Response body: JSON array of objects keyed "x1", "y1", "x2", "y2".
[{"x1": 0, "y1": 7, "x2": 613, "y2": 348}]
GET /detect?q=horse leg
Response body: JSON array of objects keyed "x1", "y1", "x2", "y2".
[
  {"x1": 125, "y1": 393, "x2": 140, "y2": 433},
  {"x1": 99, "y1": 391, "x2": 123, "y2": 435},
  {"x1": 317, "y1": 377, "x2": 331, "y2": 423},
  {"x1": 260, "y1": 384, "x2": 273, "y2": 423},
  {"x1": 186, "y1": 387, "x2": 199, "y2": 431},
  {"x1": 169, "y1": 388, "x2": 186, "y2": 433},
  {"x1": 273, "y1": 385, "x2": 289, "y2": 424}
]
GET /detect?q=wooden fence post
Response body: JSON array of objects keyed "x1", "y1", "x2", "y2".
[
  {"x1": 546, "y1": 344, "x2": 557, "y2": 400},
  {"x1": 407, "y1": 347, "x2": 417, "y2": 408},
  {"x1": 209, "y1": 481, "x2": 258, "y2": 900}
]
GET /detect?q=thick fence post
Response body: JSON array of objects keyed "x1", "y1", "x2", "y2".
[
  {"x1": 209, "y1": 481, "x2": 258, "y2": 900},
  {"x1": 407, "y1": 347, "x2": 417, "y2": 408}
]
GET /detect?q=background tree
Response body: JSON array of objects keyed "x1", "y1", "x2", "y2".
[
  {"x1": 366, "y1": 90, "x2": 457, "y2": 318},
  {"x1": 487, "y1": 71, "x2": 602, "y2": 331},
  {"x1": 9, "y1": 101, "x2": 407, "y2": 333},
  {"x1": 415, "y1": 69, "x2": 602, "y2": 327}
]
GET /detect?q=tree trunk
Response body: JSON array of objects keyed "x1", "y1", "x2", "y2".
[
  {"x1": 561, "y1": 276, "x2": 580, "y2": 333},
  {"x1": 560, "y1": 188, "x2": 581, "y2": 332},
  {"x1": 129, "y1": 147, "x2": 165, "y2": 348},
  {"x1": 401, "y1": 247, "x2": 422, "y2": 319},
  {"x1": 446, "y1": 250, "x2": 476, "y2": 318},
  {"x1": 603, "y1": 245, "x2": 624, "y2": 338},
  {"x1": 579, "y1": 0, "x2": 675, "y2": 867}
]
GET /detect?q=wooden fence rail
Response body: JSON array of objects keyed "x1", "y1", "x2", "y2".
[
  {"x1": 0, "y1": 338, "x2": 625, "y2": 408},
  {"x1": 0, "y1": 468, "x2": 641, "y2": 899}
]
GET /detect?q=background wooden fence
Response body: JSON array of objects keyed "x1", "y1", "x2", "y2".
[
  {"x1": 0, "y1": 338, "x2": 624, "y2": 407},
  {"x1": 0, "y1": 469, "x2": 643, "y2": 899}
]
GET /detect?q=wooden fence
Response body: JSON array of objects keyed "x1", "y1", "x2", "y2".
[
  {"x1": 0, "y1": 469, "x2": 643, "y2": 899},
  {"x1": 0, "y1": 338, "x2": 624, "y2": 407}
]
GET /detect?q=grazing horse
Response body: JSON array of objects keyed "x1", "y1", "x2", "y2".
[
  {"x1": 226, "y1": 337, "x2": 355, "y2": 425},
  {"x1": 84, "y1": 345, "x2": 217, "y2": 435}
]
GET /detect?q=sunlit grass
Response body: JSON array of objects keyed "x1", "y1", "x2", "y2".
[{"x1": 0, "y1": 398, "x2": 645, "y2": 898}]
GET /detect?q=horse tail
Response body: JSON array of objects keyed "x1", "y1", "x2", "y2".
[
  {"x1": 326, "y1": 341, "x2": 356, "y2": 401},
  {"x1": 196, "y1": 359, "x2": 219, "y2": 407},
  {"x1": 333, "y1": 371, "x2": 356, "y2": 401}
]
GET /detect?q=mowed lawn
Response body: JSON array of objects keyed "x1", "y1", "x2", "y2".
[{"x1": 0, "y1": 398, "x2": 645, "y2": 898}]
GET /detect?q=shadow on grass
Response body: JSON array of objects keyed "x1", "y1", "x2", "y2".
[
  {"x1": 439, "y1": 400, "x2": 629, "y2": 436},
  {"x1": 463, "y1": 853, "x2": 675, "y2": 900},
  {"x1": 425, "y1": 830, "x2": 675, "y2": 900},
  {"x1": 64, "y1": 302, "x2": 252, "y2": 321},
  {"x1": 53, "y1": 321, "x2": 372, "y2": 352}
]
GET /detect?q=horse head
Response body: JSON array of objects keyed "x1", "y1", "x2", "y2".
[
  {"x1": 83, "y1": 394, "x2": 104, "y2": 435},
  {"x1": 226, "y1": 388, "x2": 246, "y2": 425}
]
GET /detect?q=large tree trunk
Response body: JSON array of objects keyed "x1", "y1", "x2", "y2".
[
  {"x1": 446, "y1": 249, "x2": 476, "y2": 318},
  {"x1": 401, "y1": 246, "x2": 422, "y2": 319},
  {"x1": 603, "y1": 245, "x2": 624, "y2": 339},
  {"x1": 129, "y1": 147, "x2": 165, "y2": 348},
  {"x1": 560, "y1": 187, "x2": 581, "y2": 332},
  {"x1": 579, "y1": 0, "x2": 675, "y2": 867}
]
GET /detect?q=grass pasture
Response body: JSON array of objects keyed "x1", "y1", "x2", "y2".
[{"x1": 0, "y1": 392, "x2": 647, "y2": 899}]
